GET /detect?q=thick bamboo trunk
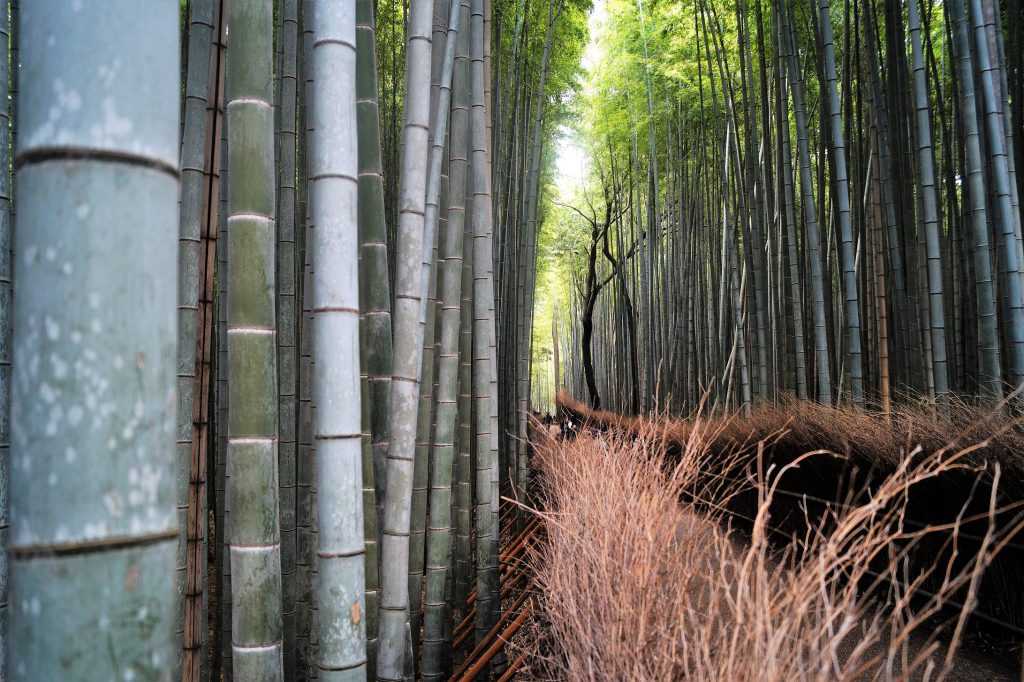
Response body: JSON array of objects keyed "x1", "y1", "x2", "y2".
[
  {"x1": 781, "y1": 4, "x2": 831, "y2": 405},
  {"x1": 9, "y1": 3, "x2": 180, "y2": 678},
  {"x1": 308, "y1": 4, "x2": 368, "y2": 675},
  {"x1": 275, "y1": 0, "x2": 300, "y2": 676},
  {"x1": 225, "y1": 1, "x2": 284, "y2": 677},
  {"x1": 949, "y1": 0, "x2": 1003, "y2": 398},
  {"x1": 470, "y1": 0, "x2": 501, "y2": 653}
]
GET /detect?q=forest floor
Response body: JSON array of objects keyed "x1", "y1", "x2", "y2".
[{"x1": 514, "y1": 401, "x2": 1024, "y2": 680}]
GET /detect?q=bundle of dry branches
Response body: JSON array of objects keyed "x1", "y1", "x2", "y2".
[{"x1": 523, "y1": 412, "x2": 1023, "y2": 681}]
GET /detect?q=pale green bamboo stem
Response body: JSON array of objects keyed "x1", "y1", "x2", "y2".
[
  {"x1": 816, "y1": 0, "x2": 864, "y2": 406},
  {"x1": 907, "y1": 0, "x2": 949, "y2": 397},
  {"x1": 177, "y1": 1, "x2": 216, "y2": 677},
  {"x1": 470, "y1": 0, "x2": 499, "y2": 647},
  {"x1": 0, "y1": 5, "x2": 11, "y2": 678},
  {"x1": 225, "y1": 0, "x2": 284, "y2": 677},
  {"x1": 9, "y1": 2, "x2": 179, "y2": 678},
  {"x1": 376, "y1": 0, "x2": 433, "y2": 675},
  {"x1": 355, "y1": 0, "x2": 391, "y2": 668},
  {"x1": 422, "y1": 0, "x2": 469, "y2": 674},
  {"x1": 309, "y1": 3, "x2": 368, "y2": 676},
  {"x1": 276, "y1": 0, "x2": 300, "y2": 676}
]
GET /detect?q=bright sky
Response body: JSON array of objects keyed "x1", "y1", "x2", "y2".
[
  {"x1": 554, "y1": 137, "x2": 586, "y2": 198},
  {"x1": 552, "y1": 0, "x2": 607, "y2": 200}
]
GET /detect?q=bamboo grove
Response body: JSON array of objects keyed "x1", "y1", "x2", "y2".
[
  {"x1": 552, "y1": 0, "x2": 1024, "y2": 417},
  {"x1": 0, "y1": 0, "x2": 586, "y2": 680}
]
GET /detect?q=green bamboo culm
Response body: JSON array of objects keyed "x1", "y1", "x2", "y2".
[
  {"x1": 225, "y1": 0, "x2": 285, "y2": 678},
  {"x1": 470, "y1": 0, "x2": 500, "y2": 647},
  {"x1": 780, "y1": 3, "x2": 831, "y2": 405},
  {"x1": 358, "y1": 0, "x2": 393, "y2": 659},
  {"x1": 906, "y1": 0, "x2": 949, "y2": 399},
  {"x1": 8, "y1": 2, "x2": 179, "y2": 679},
  {"x1": 354, "y1": 0, "x2": 393, "y2": 664},
  {"x1": 420, "y1": 0, "x2": 467, "y2": 674},
  {"x1": 968, "y1": 0, "x2": 1024, "y2": 392},
  {"x1": 376, "y1": 0, "x2": 434, "y2": 675},
  {"x1": 275, "y1": 0, "x2": 301, "y2": 676},
  {"x1": 355, "y1": 0, "x2": 394, "y2": 526},
  {"x1": 948, "y1": 0, "x2": 1002, "y2": 399},
  {"x1": 177, "y1": 0, "x2": 216, "y2": 677},
  {"x1": 308, "y1": 1, "x2": 369, "y2": 677},
  {"x1": 409, "y1": 0, "x2": 462, "y2": 661},
  {"x1": 0, "y1": 2, "x2": 11, "y2": 676}
]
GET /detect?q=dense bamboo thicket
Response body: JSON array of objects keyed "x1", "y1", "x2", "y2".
[
  {"x1": 0, "y1": 0, "x2": 585, "y2": 678},
  {"x1": 4, "y1": 0, "x2": 1024, "y2": 680},
  {"x1": 549, "y1": 0, "x2": 1024, "y2": 417}
]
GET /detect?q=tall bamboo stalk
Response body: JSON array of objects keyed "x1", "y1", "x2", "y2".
[
  {"x1": 225, "y1": 0, "x2": 284, "y2": 677},
  {"x1": 177, "y1": 1, "x2": 216, "y2": 677},
  {"x1": 781, "y1": 3, "x2": 831, "y2": 405},
  {"x1": 9, "y1": 2, "x2": 179, "y2": 678},
  {"x1": 309, "y1": 2, "x2": 368, "y2": 675},
  {"x1": 0, "y1": 5, "x2": 11, "y2": 678},
  {"x1": 968, "y1": 0, "x2": 1024, "y2": 392},
  {"x1": 275, "y1": 0, "x2": 300, "y2": 676},
  {"x1": 949, "y1": 0, "x2": 1002, "y2": 398},
  {"x1": 376, "y1": 0, "x2": 433, "y2": 675},
  {"x1": 470, "y1": 0, "x2": 501, "y2": 647},
  {"x1": 355, "y1": 0, "x2": 392, "y2": 667}
]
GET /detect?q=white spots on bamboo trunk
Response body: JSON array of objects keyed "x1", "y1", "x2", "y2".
[
  {"x1": 82, "y1": 520, "x2": 108, "y2": 540},
  {"x1": 44, "y1": 316, "x2": 59, "y2": 341},
  {"x1": 20, "y1": 597, "x2": 41, "y2": 617},
  {"x1": 55, "y1": 79, "x2": 82, "y2": 112},
  {"x1": 96, "y1": 60, "x2": 120, "y2": 90},
  {"x1": 127, "y1": 464, "x2": 163, "y2": 509},
  {"x1": 103, "y1": 489, "x2": 123, "y2": 517},
  {"x1": 45, "y1": 403, "x2": 63, "y2": 436}
]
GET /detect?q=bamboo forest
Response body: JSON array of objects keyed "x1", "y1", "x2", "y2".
[{"x1": 4, "y1": 0, "x2": 1024, "y2": 679}]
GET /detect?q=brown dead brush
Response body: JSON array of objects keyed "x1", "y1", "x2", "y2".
[
  {"x1": 524, "y1": 410, "x2": 1024, "y2": 681},
  {"x1": 557, "y1": 392, "x2": 1024, "y2": 634}
]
